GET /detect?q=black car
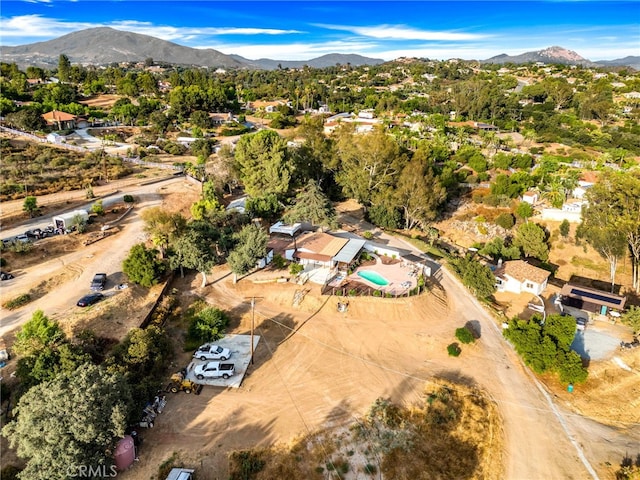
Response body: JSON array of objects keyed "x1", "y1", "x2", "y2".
[
  {"x1": 76, "y1": 292, "x2": 104, "y2": 307},
  {"x1": 0, "y1": 271, "x2": 14, "y2": 281}
]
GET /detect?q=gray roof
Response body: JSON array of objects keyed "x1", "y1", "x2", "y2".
[{"x1": 333, "y1": 238, "x2": 367, "y2": 264}]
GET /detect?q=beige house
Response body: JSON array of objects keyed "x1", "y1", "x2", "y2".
[{"x1": 494, "y1": 260, "x2": 550, "y2": 295}]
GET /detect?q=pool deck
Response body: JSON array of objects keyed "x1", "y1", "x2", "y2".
[{"x1": 348, "y1": 260, "x2": 418, "y2": 294}]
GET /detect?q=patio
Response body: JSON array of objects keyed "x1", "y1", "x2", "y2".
[{"x1": 345, "y1": 256, "x2": 419, "y2": 295}]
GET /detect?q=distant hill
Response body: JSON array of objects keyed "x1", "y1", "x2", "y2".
[
  {"x1": 482, "y1": 46, "x2": 639, "y2": 70},
  {"x1": 594, "y1": 56, "x2": 640, "y2": 71},
  {"x1": 483, "y1": 46, "x2": 596, "y2": 66},
  {"x1": 1, "y1": 27, "x2": 247, "y2": 69},
  {"x1": 0, "y1": 28, "x2": 384, "y2": 70},
  {"x1": 231, "y1": 53, "x2": 385, "y2": 70}
]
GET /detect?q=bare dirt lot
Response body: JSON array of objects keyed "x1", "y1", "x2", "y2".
[{"x1": 3, "y1": 190, "x2": 640, "y2": 480}]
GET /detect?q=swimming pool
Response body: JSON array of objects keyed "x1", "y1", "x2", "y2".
[{"x1": 357, "y1": 270, "x2": 389, "y2": 286}]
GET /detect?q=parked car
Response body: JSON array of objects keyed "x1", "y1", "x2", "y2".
[
  {"x1": 193, "y1": 344, "x2": 231, "y2": 361},
  {"x1": 0, "y1": 271, "x2": 14, "y2": 281},
  {"x1": 90, "y1": 273, "x2": 107, "y2": 291},
  {"x1": 14, "y1": 234, "x2": 30, "y2": 243},
  {"x1": 194, "y1": 361, "x2": 235, "y2": 380},
  {"x1": 76, "y1": 292, "x2": 104, "y2": 307},
  {"x1": 576, "y1": 318, "x2": 588, "y2": 331}
]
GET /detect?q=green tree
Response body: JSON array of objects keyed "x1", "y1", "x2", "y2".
[
  {"x1": 449, "y1": 256, "x2": 496, "y2": 299},
  {"x1": 559, "y1": 219, "x2": 570, "y2": 238},
  {"x1": 22, "y1": 196, "x2": 38, "y2": 218},
  {"x1": 577, "y1": 198, "x2": 627, "y2": 292},
  {"x1": 227, "y1": 224, "x2": 268, "y2": 283},
  {"x1": 57, "y1": 54, "x2": 71, "y2": 82},
  {"x1": 246, "y1": 193, "x2": 281, "y2": 220},
  {"x1": 190, "y1": 180, "x2": 224, "y2": 220},
  {"x1": 495, "y1": 212, "x2": 515, "y2": 230},
  {"x1": 234, "y1": 130, "x2": 292, "y2": 197},
  {"x1": 334, "y1": 126, "x2": 406, "y2": 207},
  {"x1": 620, "y1": 305, "x2": 640, "y2": 336},
  {"x1": 479, "y1": 238, "x2": 520, "y2": 262},
  {"x1": 2, "y1": 363, "x2": 131, "y2": 480},
  {"x1": 393, "y1": 156, "x2": 446, "y2": 230},
  {"x1": 188, "y1": 307, "x2": 230, "y2": 343},
  {"x1": 5, "y1": 108, "x2": 46, "y2": 131},
  {"x1": 141, "y1": 207, "x2": 186, "y2": 257},
  {"x1": 513, "y1": 222, "x2": 549, "y2": 261},
  {"x1": 169, "y1": 230, "x2": 214, "y2": 287},
  {"x1": 515, "y1": 201, "x2": 534, "y2": 223},
  {"x1": 14, "y1": 310, "x2": 64, "y2": 357},
  {"x1": 122, "y1": 243, "x2": 166, "y2": 287},
  {"x1": 283, "y1": 180, "x2": 337, "y2": 231},
  {"x1": 583, "y1": 171, "x2": 640, "y2": 292}
]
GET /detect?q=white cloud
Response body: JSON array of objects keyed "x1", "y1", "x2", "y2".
[
  {"x1": 0, "y1": 15, "x2": 301, "y2": 43},
  {"x1": 316, "y1": 23, "x2": 488, "y2": 41},
  {"x1": 207, "y1": 40, "x2": 380, "y2": 61}
]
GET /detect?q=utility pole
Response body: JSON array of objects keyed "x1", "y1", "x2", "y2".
[
  {"x1": 250, "y1": 297, "x2": 255, "y2": 365},
  {"x1": 245, "y1": 296, "x2": 263, "y2": 365}
]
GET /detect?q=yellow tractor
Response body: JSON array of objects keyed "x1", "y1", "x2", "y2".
[{"x1": 166, "y1": 369, "x2": 202, "y2": 395}]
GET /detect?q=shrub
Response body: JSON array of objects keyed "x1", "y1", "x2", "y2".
[
  {"x1": 559, "y1": 219, "x2": 570, "y2": 238},
  {"x1": 271, "y1": 254, "x2": 286, "y2": 269},
  {"x1": 364, "y1": 464, "x2": 377, "y2": 475},
  {"x1": 495, "y1": 213, "x2": 515, "y2": 229},
  {"x1": 3, "y1": 293, "x2": 32, "y2": 310},
  {"x1": 349, "y1": 289, "x2": 357, "y2": 296},
  {"x1": 447, "y1": 343, "x2": 461, "y2": 357},
  {"x1": 91, "y1": 200, "x2": 105, "y2": 216},
  {"x1": 289, "y1": 263, "x2": 304, "y2": 275},
  {"x1": 373, "y1": 290, "x2": 382, "y2": 297},
  {"x1": 188, "y1": 307, "x2": 230, "y2": 343},
  {"x1": 455, "y1": 327, "x2": 475, "y2": 344},
  {"x1": 363, "y1": 231, "x2": 374, "y2": 240},
  {"x1": 123, "y1": 194, "x2": 135, "y2": 204},
  {"x1": 0, "y1": 257, "x2": 6, "y2": 267}
]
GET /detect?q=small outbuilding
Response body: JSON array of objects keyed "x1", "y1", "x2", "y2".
[
  {"x1": 558, "y1": 284, "x2": 626, "y2": 316},
  {"x1": 494, "y1": 260, "x2": 550, "y2": 295}
]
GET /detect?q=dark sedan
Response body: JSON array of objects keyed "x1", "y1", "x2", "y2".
[{"x1": 76, "y1": 292, "x2": 104, "y2": 307}]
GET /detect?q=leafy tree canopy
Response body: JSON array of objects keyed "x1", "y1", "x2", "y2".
[
  {"x1": 283, "y1": 180, "x2": 337, "y2": 231},
  {"x1": 122, "y1": 243, "x2": 166, "y2": 287},
  {"x1": 3, "y1": 363, "x2": 132, "y2": 480}
]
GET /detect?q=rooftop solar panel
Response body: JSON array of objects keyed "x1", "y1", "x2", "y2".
[{"x1": 569, "y1": 288, "x2": 623, "y2": 306}]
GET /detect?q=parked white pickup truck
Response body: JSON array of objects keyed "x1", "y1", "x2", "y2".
[
  {"x1": 194, "y1": 361, "x2": 235, "y2": 380},
  {"x1": 193, "y1": 344, "x2": 231, "y2": 361}
]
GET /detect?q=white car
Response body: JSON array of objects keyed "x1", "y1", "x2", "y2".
[
  {"x1": 193, "y1": 344, "x2": 231, "y2": 361},
  {"x1": 194, "y1": 361, "x2": 235, "y2": 380}
]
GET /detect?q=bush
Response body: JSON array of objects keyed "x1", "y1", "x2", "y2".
[
  {"x1": 447, "y1": 343, "x2": 461, "y2": 357},
  {"x1": 0, "y1": 257, "x2": 6, "y2": 267},
  {"x1": 495, "y1": 213, "x2": 515, "y2": 229},
  {"x1": 455, "y1": 327, "x2": 475, "y2": 344},
  {"x1": 364, "y1": 464, "x2": 377, "y2": 475},
  {"x1": 373, "y1": 290, "x2": 382, "y2": 297},
  {"x1": 363, "y1": 231, "x2": 374, "y2": 240},
  {"x1": 91, "y1": 200, "x2": 105, "y2": 216},
  {"x1": 123, "y1": 194, "x2": 135, "y2": 204},
  {"x1": 559, "y1": 219, "x2": 570, "y2": 238},
  {"x1": 271, "y1": 254, "x2": 286, "y2": 269},
  {"x1": 188, "y1": 307, "x2": 230, "y2": 343},
  {"x1": 289, "y1": 263, "x2": 304, "y2": 275},
  {"x1": 3, "y1": 293, "x2": 32, "y2": 310}
]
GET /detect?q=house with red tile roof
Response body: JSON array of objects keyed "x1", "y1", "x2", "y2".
[
  {"x1": 42, "y1": 110, "x2": 77, "y2": 130},
  {"x1": 494, "y1": 260, "x2": 550, "y2": 295}
]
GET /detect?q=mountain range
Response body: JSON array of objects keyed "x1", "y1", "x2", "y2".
[
  {"x1": 0, "y1": 27, "x2": 384, "y2": 70},
  {"x1": 1, "y1": 27, "x2": 638, "y2": 71}
]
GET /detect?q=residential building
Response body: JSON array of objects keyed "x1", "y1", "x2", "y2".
[{"x1": 494, "y1": 260, "x2": 550, "y2": 295}]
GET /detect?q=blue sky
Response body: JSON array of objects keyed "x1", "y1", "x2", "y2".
[{"x1": 1, "y1": 1, "x2": 638, "y2": 61}]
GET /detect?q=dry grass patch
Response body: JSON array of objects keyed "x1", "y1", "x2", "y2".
[{"x1": 228, "y1": 381, "x2": 503, "y2": 480}]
